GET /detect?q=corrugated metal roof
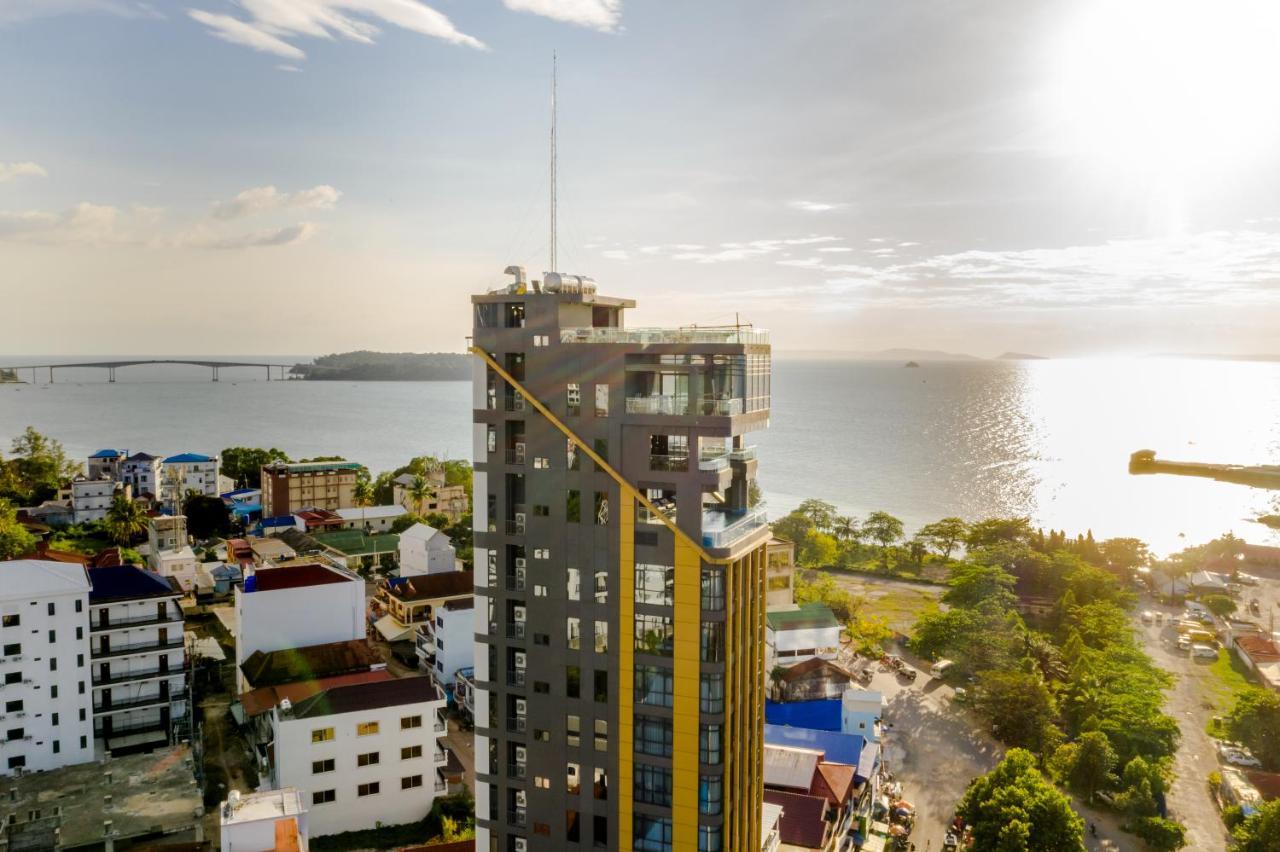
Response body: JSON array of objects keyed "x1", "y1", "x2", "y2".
[
  {"x1": 286, "y1": 675, "x2": 441, "y2": 719},
  {"x1": 767, "y1": 602, "x2": 839, "y2": 631},
  {"x1": 764, "y1": 745, "x2": 821, "y2": 791},
  {"x1": 765, "y1": 723, "x2": 865, "y2": 767}
]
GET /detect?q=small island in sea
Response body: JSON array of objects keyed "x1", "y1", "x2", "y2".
[
  {"x1": 292, "y1": 350, "x2": 471, "y2": 381},
  {"x1": 997, "y1": 351, "x2": 1049, "y2": 360}
]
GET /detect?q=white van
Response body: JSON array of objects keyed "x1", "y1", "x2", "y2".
[
  {"x1": 1191, "y1": 644, "x2": 1218, "y2": 660},
  {"x1": 931, "y1": 659, "x2": 955, "y2": 679}
]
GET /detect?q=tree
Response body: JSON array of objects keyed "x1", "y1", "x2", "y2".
[
  {"x1": 1099, "y1": 537, "x2": 1150, "y2": 580},
  {"x1": 104, "y1": 494, "x2": 147, "y2": 545},
  {"x1": 965, "y1": 517, "x2": 1033, "y2": 550},
  {"x1": 182, "y1": 494, "x2": 230, "y2": 540},
  {"x1": 958, "y1": 749, "x2": 1085, "y2": 851},
  {"x1": 917, "y1": 517, "x2": 968, "y2": 561},
  {"x1": 390, "y1": 513, "x2": 427, "y2": 535},
  {"x1": 1226, "y1": 688, "x2": 1280, "y2": 770},
  {"x1": 831, "y1": 515, "x2": 859, "y2": 544},
  {"x1": 796, "y1": 499, "x2": 837, "y2": 532},
  {"x1": 1199, "y1": 594, "x2": 1237, "y2": 617},
  {"x1": 0, "y1": 500, "x2": 36, "y2": 560},
  {"x1": 944, "y1": 562, "x2": 1017, "y2": 610},
  {"x1": 974, "y1": 670, "x2": 1058, "y2": 753},
  {"x1": 1068, "y1": 731, "x2": 1117, "y2": 802},
  {"x1": 408, "y1": 474, "x2": 431, "y2": 516},
  {"x1": 1129, "y1": 817, "x2": 1186, "y2": 851},
  {"x1": 219, "y1": 447, "x2": 291, "y2": 489},
  {"x1": 353, "y1": 478, "x2": 375, "y2": 530},
  {"x1": 3, "y1": 427, "x2": 80, "y2": 504},
  {"x1": 1233, "y1": 799, "x2": 1280, "y2": 851},
  {"x1": 862, "y1": 511, "x2": 904, "y2": 566}
]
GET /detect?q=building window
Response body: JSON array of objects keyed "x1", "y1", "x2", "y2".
[
  {"x1": 593, "y1": 570, "x2": 608, "y2": 604},
  {"x1": 401, "y1": 775, "x2": 423, "y2": 790},
  {"x1": 700, "y1": 673, "x2": 725, "y2": 714},
  {"x1": 48, "y1": 658, "x2": 56, "y2": 672},
  {"x1": 534, "y1": 775, "x2": 550, "y2": 789},
  {"x1": 699, "y1": 775, "x2": 723, "y2": 815},
  {"x1": 51, "y1": 712, "x2": 58, "y2": 726},
  {"x1": 6, "y1": 729, "x2": 24, "y2": 742},
  {"x1": 3, "y1": 673, "x2": 18, "y2": 685},
  {"x1": 566, "y1": 665, "x2": 580, "y2": 698},
  {"x1": 567, "y1": 383, "x2": 581, "y2": 416},
  {"x1": 52, "y1": 741, "x2": 60, "y2": 754},
  {"x1": 312, "y1": 759, "x2": 335, "y2": 774},
  {"x1": 700, "y1": 725, "x2": 723, "y2": 765},
  {"x1": 634, "y1": 564, "x2": 675, "y2": 606},
  {"x1": 357, "y1": 721, "x2": 379, "y2": 736},
  {"x1": 312, "y1": 727, "x2": 335, "y2": 743},
  {"x1": 567, "y1": 439, "x2": 579, "y2": 471},
  {"x1": 4, "y1": 701, "x2": 21, "y2": 713},
  {"x1": 593, "y1": 620, "x2": 608, "y2": 654},
  {"x1": 567, "y1": 762, "x2": 581, "y2": 794},
  {"x1": 357, "y1": 782, "x2": 380, "y2": 797},
  {"x1": 75, "y1": 599, "x2": 82, "y2": 613},
  {"x1": 47, "y1": 630, "x2": 55, "y2": 643},
  {"x1": 636, "y1": 665, "x2": 674, "y2": 707},
  {"x1": 635, "y1": 614, "x2": 674, "y2": 656},
  {"x1": 533, "y1": 457, "x2": 550, "y2": 470},
  {"x1": 593, "y1": 669, "x2": 608, "y2": 702},
  {"x1": 634, "y1": 716, "x2": 673, "y2": 757},
  {"x1": 593, "y1": 491, "x2": 609, "y2": 525},
  {"x1": 2, "y1": 643, "x2": 19, "y2": 656},
  {"x1": 567, "y1": 567, "x2": 581, "y2": 601},
  {"x1": 401, "y1": 715, "x2": 422, "y2": 730},
  {"x1": 487, "y1": 424, "x2": 497, "y2": 454},
  {"x1": 566, "y1": 715, "x2": 581, "y2": 748},
  {"x1": 594, "y1": 384, "x2": 608, "y2": 416},
  {"x1": 7, "y1": 757, "x2": 26, "y2": 770},
  {"x1": 701, "y1": 567, "x2": 725, "y2": 611},
  {"x1": 2, "y1": 615, "x2": 18, "y2": 628},
  {"x1": 700, "y1": 622, "x2": 724, "y2": 663},
  {"x1": 47, "y1": 603, "x2": 54, "y2": 616},
  {"x1": 593, "y1": 766, "x2": 608, "y2": 800},
  {"x1": 312, "y1": 789, "x2": 336, "y2": 805},
  {"x1": 634, "y1": 815, "x2": 672, "y2": 852},
  {"x1": 593, "y1": 719, "x2": 608, "y2": 752},
  {"x1": 533, "y1": 504, "x2": 549, "y2": 517},
  {"x1": 402, "y1": 745, "x2": 423, "y2": 760},
  {"x1": 698, "y1": 825, "x2": 723, "y2": 852},
  {"x1": 634, "y1": 764, "x2": 672, "y2": 807},
  {"x1": 357, "y1": 752, "x2": 380, "y2": 767},
  {"x1": 566, "y1": 617, "x2": 581, "y2": 650},
  {"x1": 566, "y1": 490, "x2": 580, "y2": 522}
]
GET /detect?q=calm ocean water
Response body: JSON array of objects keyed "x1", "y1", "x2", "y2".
[{"x1": 2, "y1": 357, "x2": 1278, "y2": 555}]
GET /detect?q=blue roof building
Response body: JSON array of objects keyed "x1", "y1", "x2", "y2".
[
  {"x1": 765, "y1": 724, "x2": 871, "y2": 781},
  {"x1": 766, "y1": 698, "x2": 842, "y2": 732},
  {"x1": 163, "y1": 452, "x2": 214, "y2": 464},
  {"x1": 89, "y1": 449, "x2": 124, "y2": 459}
]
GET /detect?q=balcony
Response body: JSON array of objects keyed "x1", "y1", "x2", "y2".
[
  {"x1": 648, "y1": 454, "x2": 689, "y2": 473},
  {"x1": 507, "y1": 669, "x2": 526, "y2": 687},
  {"x1": 434, "y1": 746, "x2": 448, "y2": 765},
  {"x1": 91, "y1": 637, "x2": 184, "y2": 660},
  {"x1": 701, "y1": 504, "x2": 769, "y2": 550},
  {"x1": 94, "y1": 692, "x2": 175, "y2": 714},
  {"x1": 505, "y1": 447, "x2": 526, "y2": 466},
  {"x1": 560, "y1": 327, "x2": 769, "y2": 346},
  {"x1": 504, "y1": 395, "x2": 527, "y2": 413},
  {"x1": 698, "y1": 453, "x2": 730, "y2": 472},
  {"x1": 626, "y1": 396, "x2": 745, "y2": 417},
  {"x1": 730, "y1": 445, "x2": 758, "y2": 462},
  {"x1": 505, "y1": 622, "x2": 526, "y2": 640},
  {"x1": 434, "y1": 713, "x2": 447, "y2": 734},
  {"x1": 90, "y1": 614, "x2": 183, "y2": 634},
  {"x1": 93, "y1": 663, "x2": 189, "y2": 687},
  {"x1": 508, "y1": 807, "x2": 527, "y2": 826},
  {"x1": 507, "y1": 715, "x2": 527, "y2": 733},
  {"x1": 434, "y1": 775, "x2": 447, "y2": 794}
]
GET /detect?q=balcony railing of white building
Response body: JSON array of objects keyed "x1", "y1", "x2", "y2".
[{"x1": 560, "y1": 327, "x2": 769, "y2": 346}]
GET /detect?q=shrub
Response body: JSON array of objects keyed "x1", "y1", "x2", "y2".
[{"x1": 1127, "y1": 816, "x2": 1187, "y2": 850}]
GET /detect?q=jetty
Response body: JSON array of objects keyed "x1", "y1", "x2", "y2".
[{"x1": 1129, "y1": 449, "x2": 1280, "y2": 490}]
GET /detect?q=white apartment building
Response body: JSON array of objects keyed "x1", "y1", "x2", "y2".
[
  {"x1": 414, "y1": 597, "x2": 474, "y2": 693},
  {"x1": 397, "y1": 522, "x2": 456, "y2": 577},
  {"x1": 147, "y1": 515, "x2": 199, "y2": 593},
  {"x1": 159, "y1": 453, "x2": 220, "y2": 511},
  {"x1": 0, "y1": 561, "x2": 95, "y2": 776},
  {"x1": 234, "y1": 564, "x2": 365, "y2": 693},
  {"x1": 121, "y1": 452, "x2": 162, "y2": 498},
  {"x1": 765, "y1": 602, "x2": 842, "y2": 670},
  {"x1": 841, "y1": 688, "x2": 885, "y2": 744},
  {"x1": 87, "y1": 565, "x2": 187, "y2": 752},
  {"x1": 334, "y1": 505, "x2": 407, "y2": 534},
  {"x1": 220, "y1": 787, "x2": 309, "y2": 852},
  {"x1": 87, "y1": 449, "x2": 127, "y2": 481},
  {"x1": 71, "y1": 476, "x2": 117, "y2": 524},
  {"x1": 268, "y1": 677, "x2": 447, "y2": 837}
]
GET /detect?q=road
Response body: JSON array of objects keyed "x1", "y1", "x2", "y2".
[{"x1": 1135, "y1": 600, "x2": 1233, "y2": 851}]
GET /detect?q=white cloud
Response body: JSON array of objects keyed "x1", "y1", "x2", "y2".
[
  {"x1": 0, "y1": 202, "x2": 126, "y2": 245},
  {"x1": 212, "y1": 184, "x2": 341, "y2": 219},
  {"x1": 199, "y1": 221, "x2": 317, "y2": 249},
  {"x1": 0, "y1": 161, "x2": 48, "y2": 182},
  {"x1": 503, "y1": 0, "x2": 621, "y2": 31},
  {"x1": 670, "y1": 236, "x2": 842, "y2": 264},
  {"x1": 0, "y1": 1, "x2": 162, "y2": 25},
  {"x1": 787, "y1": 200, "x2": 847, "y2": 213},
  {"x1": 817, "y1": 246, "x2": 853, "y2": 253},
  {"x1": 277, "y1": 63, "x2": 302, "y2": 72},
  {"x1": 600, "y1": 249, "x2": 630, "y2": 261},
  {"x1": 187, "y1": 0, "x2": 485, "y2": 61}
]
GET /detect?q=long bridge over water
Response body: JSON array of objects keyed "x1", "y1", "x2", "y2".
[{"x1": 0, "y1": 359, "x2": 301, "y2": 383}]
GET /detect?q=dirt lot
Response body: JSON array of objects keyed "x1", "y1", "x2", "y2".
[{"x1": 825, "y1": 572, "x2": 943, "y2": 633}]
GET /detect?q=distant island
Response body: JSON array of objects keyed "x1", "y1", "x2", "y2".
[
  {"x1": 0, "y1": 368, "x2": 22, "y2": 384},
  {"x1": 997, "y1": 352, "x2": 1048, "y2": 360},
  {"x1": 786, "y1": 347, "x2": 983, "y2": 362},
  {"x1": 292, "y1": 350, "x2": 471, "y2": 381}
]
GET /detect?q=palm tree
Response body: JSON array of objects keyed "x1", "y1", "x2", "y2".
[
  {"x1": 353, "y1": 479, "x2": 374, "y2": 532},
  {"x1": 408, "y1": 475, "x2": 431, "y2": 517},
  {"x1": 105, "y1": 494, "x2": 147, "y2": 545}
]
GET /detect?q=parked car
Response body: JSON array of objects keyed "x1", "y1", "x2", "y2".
[
  {"x1": 1191, "y1": 644, "x2": 1218, "y2": 660},
  {"x1": 1140, "y1": 610, "x2": 1155, "y2": 624},
  {"x1": 1176, "y1": 636, "x2": 1193, "y2": 653},
  {"x1": 1217, "y1": 742, "x2": 1263, "y2": 768}
]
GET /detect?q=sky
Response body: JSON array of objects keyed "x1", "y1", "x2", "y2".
[{"x1": 3, "y1": 0, "x2": 1280, "y2": 358}]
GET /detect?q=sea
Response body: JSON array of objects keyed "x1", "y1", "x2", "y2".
[{"x1": 2, "y1": 356, "x2": 1278, "y2": 556}]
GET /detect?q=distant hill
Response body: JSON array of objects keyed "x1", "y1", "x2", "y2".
[
  {"x1": 293, "y1": 351, "x2": 470, "y2": 381},
  {"x1": 784, "y1": 347, "x2": 982, "y2": 362},
  {"x1": 997, "y1": 352, "x2": 1048, "y2": 360}
]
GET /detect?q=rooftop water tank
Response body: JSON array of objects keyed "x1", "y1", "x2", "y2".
[{"x1": 543, "y1": 272, "x2": 597, "y2": 294}]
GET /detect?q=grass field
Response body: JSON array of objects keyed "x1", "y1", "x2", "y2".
[
  {"x1": 825, "y1": 572, "x2": 944, "y2": 634},
  {"x1": 1205, "y1": 647, "x2": 1257, "y2": 717}
]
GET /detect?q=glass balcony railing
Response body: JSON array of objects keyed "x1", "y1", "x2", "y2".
[
  {"x1": 625, "y1": 396, "x2": 745, "y2": 416},
  {"x1": 560, "y1": 327, "x2": 769, "y2": 346},
  {"x1": 730, "y1": 445, "x2": 758, "y2": 462},
  {"x1": 701, "y1": 504, "x2": 769, "y2": 550},
  {"x1": 698, "y1": 453, "x2": 730, "y2": 472}
]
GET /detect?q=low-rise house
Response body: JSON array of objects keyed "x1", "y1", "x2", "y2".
[
  {"x1": 257, "y1": 515, "x2": 305, "y2": 537},
  {"x1": 311, "y1": 529, "x2": 400, "y2": 571},
  {"x1": 147, "y1": 514, "x2": 198, "y2": 593},
  {"x1": 1189, "y1": 570, "x2": 1231, "y2": 593},
  {"x1": 71, "y1": 475, "x2": 118, "y2": 523},
  {"x1": 87, "y1": 448, "x2": 128, "y2": 481},
  {"x1": 196, "y1": 562, "x2": 244, "y2": 602},
  {"x1": 159, "y1": 452, "x2": 221, "y2": 511},
  {"x1": 766, "y1": 602, "x2": 841, "y2": 670},
  {"x1": 391, "y1": 472, "x2": 468, "y2": 521},
  {"x1": 773, "y1": 657, "x2": 856, "y2": 702},
  {"x1": 415, "y1": 597, "x2": 474, "y2": 693},
  {"x1": 235, "y1": 563, "x2": 365, "y2": 692},
  {"x1": 762, "y1": 788, "x2": 832, "y2": 850},
  {"x1": 220, "y1": 787, "x2": 309, "y2": 852},
  {"x1": 372, "y1": 572, "x2": 474, "y2": 643},
  {"x1": 398, "y1": 522, "x2": 457, "y2": 576},
  {"x1": 267, "y1": 677, "x2": 448, "y2": 837},
  {"x1": 19, "y1": 500, "x2": 74, "y2": 527},
  {"x1": 225, "y1": 538, "x2": 256, "y2": 569},
  {"x1": 336, "y1": 505, "x2": 407, "y2": 533},
  {"x1": 294, "y1": 509, "x2": 345, "y2": 533},
  {"x1": 222, "y1": 488, "x2": 264, "y2": 525},
  {"x1": 1233, "y1": 634, "x2": 1280, "y2": 692},
  {"x1": 121, "y1": 452, "x2": 161, "y2": 500},
  {"x1": 87, "y1": 564, "x2": 187, "y2": 753},
  {"x1": 250, "y1": 536, "x2": 298, "y2": 565},
  {"x1": 241, "y1": 640, "x2": 385, "y2": 691},
  {"x1": 765, "y1": 724, "x2": 878, "y2": 843},
  {"x1": 841, "y1": 688, "x2": 885, "y2": 743},
  {"x1": 761, "y1": 801, "x2": 784, "y2": 852},
  {"x1": 0, "y1": 560, "x2": 96, "y2": 775}
]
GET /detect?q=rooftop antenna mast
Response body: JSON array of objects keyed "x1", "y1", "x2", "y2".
[{"x1": 550, "y1": 51, "x2": 558, "y2": 274}]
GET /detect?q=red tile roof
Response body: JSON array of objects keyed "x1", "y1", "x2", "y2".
[
  {"x1": 251, "y1": 563, "x2": 351, "y2": 591},
  {"x1": 763, "y1": 789, "x2": 830, "y2": 849},
  {"x1": 240, "y1": 669, "x2": 395, "y2": 717},
  {"x1": 810, "y1": 762, "x2": 856, "y2": 806}
]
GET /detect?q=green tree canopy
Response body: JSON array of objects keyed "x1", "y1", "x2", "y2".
[
  {"x1": 796, "y1": 498, "x2": 837, "y2": 532},
  {"x1": 974, "y1": 670, "x2": 1059, "y2": 753},
  {"x1": 220, "y1": 447, "x2": 291, "y2": 489},
  {"x1": 965, "y1": 517, "x2": 1034, "y2": 550},
  {"x1": 1226, "y1": 687, "x2": 1280, "y2": 770},
  {"x1": 1067, "y1": 731, "x2": 1117, "y2": 801},
  {"x1": 1232, "y1": 799, "x2": 1280, "y2": 851},
  {"x1": 2, "y1": 427, "x2": 80, "y2": 504},
  {"x1": 943, "y1": 562, "x2": 1017, "y2": 610},
  {"x1": 104, "y1": 494, "x2": 148, "y2": 545},
  {"x1": 917, "y1": 517, "x2": 968, "y2": 560},
  {"x1": 862, "y1": 510, "x2": 904, "y2": 550},
  {"x1": 958, "y1": 749, "x2": 1085, "y2": 851},
  {"x1": 0, "y1": 499, "x2": 36, "y2": 560},
  {"x1": 182, "y1": 494, "x2": 231, "y2": 540},
  {"x1": 1199, "y1": 594, "x2": 1237, "y2": 617}
]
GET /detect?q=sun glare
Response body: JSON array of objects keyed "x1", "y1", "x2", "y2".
[{"x1": 1047, "y1": 0, "x2": 1280, "y2": 182}]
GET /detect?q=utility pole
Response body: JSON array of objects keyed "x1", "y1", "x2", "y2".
[{"x1": 550, "y1": 51, "x2": 557, "y2": 274}]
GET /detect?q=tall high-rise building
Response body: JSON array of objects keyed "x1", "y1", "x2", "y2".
[{"x1": 471, "y1": 268, "x2": 772, "y2": 852}]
